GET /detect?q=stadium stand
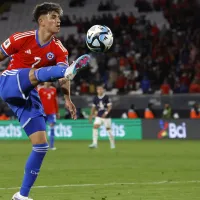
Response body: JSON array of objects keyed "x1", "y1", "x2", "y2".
[{"x1": 0, "y1": 0, "x2": 199, "y2": 119}]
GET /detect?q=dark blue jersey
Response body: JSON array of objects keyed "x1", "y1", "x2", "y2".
[{"x1": 92, "y1": 94, "x2": 112, "y2": 118}]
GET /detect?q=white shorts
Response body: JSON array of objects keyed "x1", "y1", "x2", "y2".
[{"x1": 94, "y1": 117, "x2": 112, "y2": 129}]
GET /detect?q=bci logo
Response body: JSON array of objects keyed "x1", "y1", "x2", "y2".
[{"x1": 157, "y1": 120, "x2": 187, "y2": 139}]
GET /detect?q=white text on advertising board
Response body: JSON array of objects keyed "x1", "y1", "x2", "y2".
[
  {"x1": 48, "y1": 124, "x2": 72, "y2": 138},
  {"x1": 168, "y1": 122, "x2": 186, "y2": 138},
  {"x1": 99, "y1": 123, "x2": 125, "y2": 137},
  {"x1": 0, "y1": 124, "x2": 22, "y2": 138}
]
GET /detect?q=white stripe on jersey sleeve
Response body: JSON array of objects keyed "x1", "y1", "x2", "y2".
[
  {"x1": 14, "y1": 33, "x2": 35, "y2": 41},
  {"x1": 55, "y1": 40, "x2": 67, "y2": 52},
  {"x1": 13, "y1": 31, "x2": 35, "y2": 40}
]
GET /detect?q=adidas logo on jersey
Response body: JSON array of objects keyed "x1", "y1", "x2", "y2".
[{"x1": 25, "y1": 49, "x2": 31, "y2": 54}]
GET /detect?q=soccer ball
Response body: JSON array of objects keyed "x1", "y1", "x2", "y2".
[{"x1": 86, "y1": 25, "x2": 113, "y2": 53}]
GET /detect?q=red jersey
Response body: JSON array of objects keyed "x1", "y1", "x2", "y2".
[
  {"x1": 38, "y1": 86, "x2": 58, "y2": 115},
  {"x1": 0, "y1": 30, "x2": 68, "y2": 70}
]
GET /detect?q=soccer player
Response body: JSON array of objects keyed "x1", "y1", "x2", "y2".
[
  {"x1": 0, "y1": 2, "x2": 90, "y2": 200},
  {"x1": 38, "y1": 82, "x2": 59, "y2": 150},
  {"x1": 89, "y1": 84, "x2": 115, "y2": 149}
]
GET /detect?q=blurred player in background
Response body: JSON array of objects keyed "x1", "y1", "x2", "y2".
[
  {"x1": 89, "y1": 84, "x2": 115, "y2": 149},
  {"x1": 0, "y1": 2, "x2": 90, "y2": 200},
  {"x1": 38, "y1": 82, "x2": 59, "y2": 150}
]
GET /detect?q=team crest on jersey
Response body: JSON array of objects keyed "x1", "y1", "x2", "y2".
[{"x1": 46, "y1": 52, "x2": 55, "y2": 60}]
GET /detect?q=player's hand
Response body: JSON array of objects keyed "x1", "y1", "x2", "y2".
[
  {"x1": 101, "y1": 114, "x2": 106, "y2": 118},
  {"x1": 101, "y1": 111, "x2": 108, "y2": 118},
  {"x1": 65, "y1": 100, "x2": 77, "y2": 120}
]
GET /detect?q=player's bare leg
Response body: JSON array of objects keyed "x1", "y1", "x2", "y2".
[
  {"x1": 29, "y1": 131, "x2": 48, "y2": 144},
  {"x1": 89, "y1": 124, "x2": 100, "y2": 148},
  {"x1": 106, "y1": 128, "x2": 115, "y2": 149}
]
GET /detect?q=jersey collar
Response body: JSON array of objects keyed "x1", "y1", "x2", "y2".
[
  {"x1": 98, "y1": 94, "x2": 105, "y2": 99},
  {"x1": 35, "y1": 30, "x2": 52, "y2": 48}
]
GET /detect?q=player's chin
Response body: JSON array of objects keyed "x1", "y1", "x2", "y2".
[
  {"x1": 56, "y1": 26, "x2": 60, "y2": 32},
  {"x1": 52, "y1": 27, "x2": 60, "y2": 34}
]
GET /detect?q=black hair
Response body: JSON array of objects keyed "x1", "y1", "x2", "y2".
[
  {"x1": 96, "y1": 83, "x2": 105, "y2": 88},
  {"x1": 33, "y1": 2, "x2": 63, "y2": 22}
]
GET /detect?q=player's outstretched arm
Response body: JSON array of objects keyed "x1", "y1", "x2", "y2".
[
  {"x1": 59, "y1": 78, "x2": 77, "y2": 119},
  {"x1": 0, "y1": 49, "x2": 7, "y2": 62}
]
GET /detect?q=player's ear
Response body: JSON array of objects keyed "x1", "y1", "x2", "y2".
[
  {"x1": 38, "y1": 17, "x2": 42, "y2": 25},
  {"x1": 38, "y1": 15, "x2": 45, "y2": 26}
]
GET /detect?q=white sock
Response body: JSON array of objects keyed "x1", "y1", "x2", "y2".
[
  {"x1": 107, "y1": 129, "x2": 115, "y2": 146},
  {"x1": 93, "y1": 129, "x2": 98, "y2": 145}
]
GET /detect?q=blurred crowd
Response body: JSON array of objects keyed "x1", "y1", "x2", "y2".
[
  {"x1": 1, "y1": 0, "x2": 200, "y2": 95},
  {"x1": 58, "y1": 0, "x2": 200, "y2": 95},
  {"x1": 0, "y1": 0, "x2": 200, "y2": 118}
]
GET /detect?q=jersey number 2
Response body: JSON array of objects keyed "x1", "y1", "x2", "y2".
[{"x1": 32, "y1": 57, "x2": 41, "y2": 68}]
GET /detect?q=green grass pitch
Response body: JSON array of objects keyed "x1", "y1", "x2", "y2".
[{"x1": 0, "y1": 140, "x2": 200, "y2": 200}]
